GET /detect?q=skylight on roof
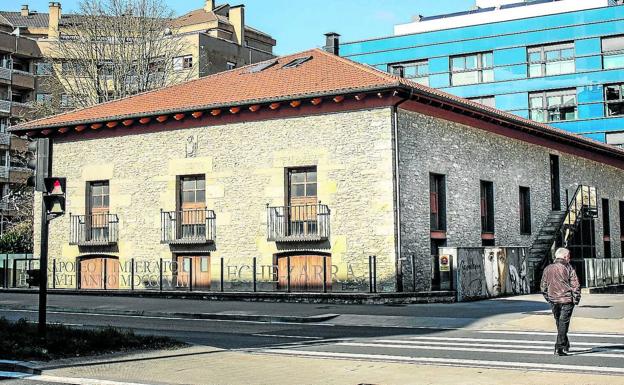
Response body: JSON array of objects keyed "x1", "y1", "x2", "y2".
[
  {"x1": 282, "y1": 56, "x2": 312, "y2": 69},
  {"x1": 247, "y1": 59, "x2": 278, "y2": 73}
]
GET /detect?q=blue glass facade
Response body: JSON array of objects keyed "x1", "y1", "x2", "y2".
[{"x1": 340, "y1": 3, "x2": 624, "y2": 144}]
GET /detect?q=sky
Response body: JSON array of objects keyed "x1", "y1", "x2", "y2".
[{"x1": 18, "y1": 0, "x2": 475, "y2": 55}]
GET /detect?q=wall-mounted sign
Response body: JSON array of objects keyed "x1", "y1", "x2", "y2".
[{"x1": 440, "y1": 255, "x2": 451, "y2": 272}]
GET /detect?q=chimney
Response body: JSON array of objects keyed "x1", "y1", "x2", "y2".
[
  {"x1": 229, "y1": 5, "x2": 245, "y2": 46},
  {"x1": 204, "y1": 0, "x2": 215, "y2": 12},
  {"x1": 20, "y1": 5, "x2": 29, "y2": 17},
  {"x1": 323, "y1": 32, "x2": 340, "y2": 55},
  {"x1": 48, "y1": 2, "x2": 61, "y2": 39}
]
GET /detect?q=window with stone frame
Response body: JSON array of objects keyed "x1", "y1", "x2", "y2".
[
  {"x1": 519, "y1": 186, "x2": 531, "y2": 235},
  {"x1": 480, "y1": 180, "x2": 495, "y2": 234}
]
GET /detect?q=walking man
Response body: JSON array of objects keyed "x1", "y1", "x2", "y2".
[{"x1": 540, "y1": 247, "x2": 581, "y2": 356}]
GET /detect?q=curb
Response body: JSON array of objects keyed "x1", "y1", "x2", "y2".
[
  {"x1": 0, "y1": 288, "x2": 457, "y2": 304},
  {"x1": 0, "y1": 360, "x2": 41, "y2": 379},
  {"x1": 0, "y1": 305, "x2": 340, "y2": 324}
]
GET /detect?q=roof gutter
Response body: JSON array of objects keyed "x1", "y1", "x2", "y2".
[{"x1": 10, "y1": 84, "x2": 402, "y2": 133}]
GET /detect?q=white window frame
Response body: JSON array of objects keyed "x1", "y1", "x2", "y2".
[
  {"x1": 529, "y1": 89, "x2": 578, "y2": 123},
  {"x1": 450, "y1": 52, "x2": 494, "y2": 86},
  {"x1": 528, "y1": 42, "x2": 575, "y2": 78}
]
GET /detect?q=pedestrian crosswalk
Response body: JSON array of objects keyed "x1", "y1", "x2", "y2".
[{"x1": 257, "y1": 329, "x2": 624, "y2": 375}]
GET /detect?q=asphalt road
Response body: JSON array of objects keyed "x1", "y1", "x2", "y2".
[{"x1": 1, "y1": 306, "x2": 624, "y2": 384}]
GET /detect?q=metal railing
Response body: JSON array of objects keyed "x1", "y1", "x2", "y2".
[
  {"x1": 267, "y1": 203, "x2": 330, "y2": 242},
  {"x1": 0, "y1": 132, "x2": 10, "y2": 146},
  {"x1": 161, "y1": 209, "x2": 216, "y2": 244},
  {"x1": 0, "y1": 100, "x2": 10, "y2": 113},
  {"x1": 0, "y1": 166, "x2": 9, "y2": 179},
  {"x1": 0, "y1": 67, "x2": 10, "y2": 81},
  {"x1": 580, "y1": 258, "x2": 624, "y2": 288},
  {"x1": 69, "y1": 213, "x2": 119, "y2": 246},
  {"x1": 560, "y1": 185, "x2": 598, "y2": 246}
]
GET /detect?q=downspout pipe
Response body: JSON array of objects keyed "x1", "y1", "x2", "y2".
[{"x1": 392, "y1": 89, "x2": 413, "y2": 292}]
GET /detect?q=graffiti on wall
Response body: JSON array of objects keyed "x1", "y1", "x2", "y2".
[{"x1": 453, "y1": 247, "x2": 530, "y2": 301}]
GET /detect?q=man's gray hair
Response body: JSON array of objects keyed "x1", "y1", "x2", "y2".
[{"x1": 554, "y1": 247, "x2": 570, "y2": 260}]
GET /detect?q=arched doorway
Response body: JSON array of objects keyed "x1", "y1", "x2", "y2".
[
  {"x1": 79, "y1": 255, "x2": 120, "y2": 290},
  {"x1": 275, "y1": 253, "x2": 331, "y2": 292}
]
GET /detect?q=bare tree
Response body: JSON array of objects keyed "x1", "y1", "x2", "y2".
[{"x1": 46, "y1": 0, "x2": 194, "y2": 110}]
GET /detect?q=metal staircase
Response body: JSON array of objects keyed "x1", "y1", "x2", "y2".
[{"x1": 529, "y1": 185, "x2": 598, "y2": 289}]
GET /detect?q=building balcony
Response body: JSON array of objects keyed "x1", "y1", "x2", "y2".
[
  {"x1": 0, "y1": 166, "x2": 9, "y2": 180},
  {"x1": 267, "y1": 203, "x2": 331, "y2": 242},
  {"x1": 160, "y1": 209, "x2": 216, "y2": 244},
  {"x1": 11, "y1": 70, "x2": 35, "y2": 90},
  {"x1": 0, "y1": 67, "x2": 10, "y2": 82},
  {"x1": 0, "y1": 100, "x2": 10, "y2": 114},
  {"x1": 69, "y1": 213, "x2": 119, "y2": 246},
  {"x1": 0, "y1": 132, "x2": 10, "y2": 146}
]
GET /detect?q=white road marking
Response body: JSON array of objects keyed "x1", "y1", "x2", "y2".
[
  {"x1": 372, "y1": 339, "x2": 624, "y2": 352},
  {"x1": 336, "y1": 342, "x2": 624, "y2": 358},
  {"x1": 252, "y1": 334, "x2": 322, "y2": 339},
  {"x1": 479, "y1": 330, "x2": 624, "y2": 338},
  {"x1": 260, "y1": 349, "x2": 624, "y2": 374},
  {"x1": 26, "y1": 374, "x2": 151, "y2": 385},
  {"x1": 404, "y1": 336, "x2": 615, "y2": 347}
]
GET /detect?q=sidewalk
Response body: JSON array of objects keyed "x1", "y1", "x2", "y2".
[{"x1": 1, "y1": 291, "x2": 623, "y2": 333}]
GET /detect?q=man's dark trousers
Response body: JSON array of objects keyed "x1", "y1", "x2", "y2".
[{"x1": 551, "y1": 303, "x2": 574, "y2": 350}]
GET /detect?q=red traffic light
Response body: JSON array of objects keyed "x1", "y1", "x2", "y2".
[{"x1": 44, "y1": 177, "x2": 66, "y2": 196}]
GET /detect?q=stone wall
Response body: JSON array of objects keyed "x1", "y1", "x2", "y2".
[
  {"x1": 398, "y1": 109, "x2": 624, "y2": 291},
  {"x1": 35, "y1": 108, "x2": 399, "y2": 292}
]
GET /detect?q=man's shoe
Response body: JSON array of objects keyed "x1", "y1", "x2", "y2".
[
  {"x1": 563, "y1": 343, "x2": 570, "y2": 353},
  {"x1": 554, "y1": 349, "x2": 568, "y2": 356}
]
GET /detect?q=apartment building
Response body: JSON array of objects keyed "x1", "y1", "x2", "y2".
[
  {"x1": 340, "y1": 0, "x2": 624, "y2": 146},
  {"x1": 0, "y1": 29, "x2": 39, "y2": 227},
  {"x1": 1, "y1": 1, "x2": 276, "y2": 108},
  {"x1": 11, "y1": 47, "x2": 624, "y2": 293}
]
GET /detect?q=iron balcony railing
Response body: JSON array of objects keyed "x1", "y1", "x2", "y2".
[
  {"x1": 161, "y1": 208, "x2": 216, "y2": 244},
  {"x1": 69, "y1": 213, "x2": 119, "y2": 246},
  {"x1": 267, "y1": 203, "x2": 330, "y2": 242},
  {"x1": 0, "y1": 100, "x2": 10, "y2": 114},
  {"x1": 0, "y1": 132, "x2": 10, "y2": 146}
]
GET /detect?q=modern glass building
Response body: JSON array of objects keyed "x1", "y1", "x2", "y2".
[{"x1": 340, "y1": 0, "x2": 624, "y2": 145}]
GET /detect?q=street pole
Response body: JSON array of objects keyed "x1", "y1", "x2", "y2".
[
  {"x1": 38, "y1": 138, "x2": 52, "y2": 338},
  {"x1": 38, "y1": 200, "x2": 48, "y2": 337}
]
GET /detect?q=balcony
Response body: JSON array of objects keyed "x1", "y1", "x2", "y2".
[
  {"x1": 161, "y1": 209, "x2": 216, "y2": 244},
  {"x1": 0, "y1": 100, "x2": 10, "y2": 114},
  {"x1": 69, "y1": 213, "x2": 119, "y2": 246},
  {"x1": 0, "y1": 67, "x2": 10, "y2": 82},
  {"x1": 267, "y1": 203, "x2": 330, "y2": 242},
  {"x1": 11, "y1": 70, "x2": 35, "y2": 90},
  {"x1": 0, "y1": 132, "x2": 10, "y2": 146}
]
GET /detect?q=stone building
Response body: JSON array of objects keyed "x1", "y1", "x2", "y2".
[{"x1": 12, "y1": 48, "x2": 624, "y2": 293}]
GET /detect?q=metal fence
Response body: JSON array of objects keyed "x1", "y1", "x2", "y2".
[
  {"x1": 0, "y1": 254, "x2": 36, "y2": 288},
  {"x1": 11, "y1": 254, "x2": 391, "y2": 294},
  {"x1": 579, "y1": 258, "x2": 624, "y2": 288}
]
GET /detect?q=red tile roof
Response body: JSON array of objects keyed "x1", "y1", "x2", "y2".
[{"x1": 12, "y1": 48, "x2": 624, "y2": 160}]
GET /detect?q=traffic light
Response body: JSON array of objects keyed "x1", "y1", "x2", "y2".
[
  {"x1": 26, "y1": 269, "x2": 40, "y2": 287},
  {"x1": 26, "y1": 138, "x2": 50, "y2": 192},
  {"x1": 43, "y1": 177, "x2": 66, "y2": 218}
]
